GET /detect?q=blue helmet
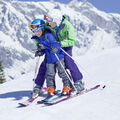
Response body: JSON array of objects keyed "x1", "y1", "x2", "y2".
[{"x1": 30, "y1": 19, "x2": 45, "y2": 32}]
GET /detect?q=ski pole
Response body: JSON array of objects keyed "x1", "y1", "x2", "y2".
[
  {"x1": 54, "y1": 53, "x2": 78, "y2": 94},
  {"x1": 60, "y1": 47, "x2": 100, "y2": 83},
  {"x1": 60, "y1": 47, "x2": 88, "y2": 74},
  {"x1": 33, "y1": 56, "x2": 40, "y2": 89}
]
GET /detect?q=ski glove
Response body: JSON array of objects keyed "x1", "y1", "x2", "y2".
[
  {"x1": 35, "y1": 50, "x2": 42, "y2": 57},
  {"x1": 37, "y1": 43, "x2": 46, "y2": 51},
  {"x1": 51, "y1": 47, "x2": 58, "y2": 54},
  {"x1": 31, "y1": 35, "x2": 38, "y2": 39}
]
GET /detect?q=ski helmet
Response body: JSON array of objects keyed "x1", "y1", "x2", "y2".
[
  {"x1": 47, "y1": 9, "x2": 63, "y2": 25},
  {"x1": 30, "y1": 19, "x2": 45, "y2": 32}
]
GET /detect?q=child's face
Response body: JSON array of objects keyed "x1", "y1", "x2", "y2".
[{"x1": 34, "y1": 29, "x2": 43, "y2": 37}]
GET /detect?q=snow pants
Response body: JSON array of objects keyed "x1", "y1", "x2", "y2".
[
  {"x1": 35, "y1": 46, "x2": 83, "y2": 86},
  {"x1": 46, "y1": 58, "x2": 70, "y2": 88}
]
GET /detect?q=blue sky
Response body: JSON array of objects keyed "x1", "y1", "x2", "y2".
[{"x1": 19, "y1": 0, "x2": 120, "y2": 14}]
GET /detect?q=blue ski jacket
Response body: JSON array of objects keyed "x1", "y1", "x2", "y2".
[{"x1": 34, "y1": 32, "x2": 64, "y2": 63}]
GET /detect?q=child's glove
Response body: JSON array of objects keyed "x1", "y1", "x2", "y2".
[
  {"x1": 51, "y1": 47, "x2": 58, "y2": 54},
  {"x1": 31, "y1": 35, "x2": 38, "y2": 39},
  {"x1": 37, "y1": 43, "x2": 46, "y2": 51},
  {"x1": 35, "y1": 50, "x2": 42, "y2": 57}
]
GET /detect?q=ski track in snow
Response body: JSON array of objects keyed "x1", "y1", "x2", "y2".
[{"x1": 0, "y1": 47, "x2": 120, "y2": 120}]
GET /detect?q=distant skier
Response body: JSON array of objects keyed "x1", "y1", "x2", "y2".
[
  {"x1": 30, "y1": 11, "x2": 84, "y2": 96},
  {"x1": 30, "y1": 18, "x2": 71, "y2": 97}
]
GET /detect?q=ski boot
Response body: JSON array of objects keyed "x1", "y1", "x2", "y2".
[
  {"x1": 61, "y1": 86, "x2": 70, "y2": 96},
  {"x1": 73, "y1": 80, "x2": 84, "y2": 94},
  {"x1": 42, "y1": 88, "x2": 55, "y2": 102},
  {"x1": 32, "y1": 85, "x2": 42, "y2": 97},
  {"x1": 37, "y1": 88, "x2": 55, "y2": 104}
]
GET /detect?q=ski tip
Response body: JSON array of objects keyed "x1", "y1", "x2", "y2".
[
  {"x1": 102, "y1": 85, "x2": 106, "y2": 89},
  {"x1": 98, "y1": 82, "x2": 106, "y2": 89},
  {"x1": 18, "y1": 103, "x2": 28, "y2": 107},
  {"x1": 99, "y1": 84, "x2": 106, "y2": 90}
]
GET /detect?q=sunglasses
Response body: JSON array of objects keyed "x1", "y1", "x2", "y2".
[{"x1": 44, "y1": 15, "x2": 53, "y2": 23}]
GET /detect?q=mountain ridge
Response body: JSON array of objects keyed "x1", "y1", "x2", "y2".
[{"x1": 0, "y1": 0, "x2": 120, "y2": 79}]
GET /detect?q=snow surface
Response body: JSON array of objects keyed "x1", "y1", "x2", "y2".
[{"x1": 0, "y1": 47, "x2": 120, "y2": 120}]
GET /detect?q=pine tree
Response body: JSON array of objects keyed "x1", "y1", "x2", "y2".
[{"x1": 0, "y1": 61, "x2": 5, "y2": 84}]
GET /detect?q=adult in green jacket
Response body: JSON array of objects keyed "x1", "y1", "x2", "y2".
[{"x1": 32, "y1": 15, "x2": 84, "y2": 95}]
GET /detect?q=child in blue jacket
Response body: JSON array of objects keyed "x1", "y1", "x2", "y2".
[{"x1": 30, "y1": 19, "x2": 70, "y2": 97}]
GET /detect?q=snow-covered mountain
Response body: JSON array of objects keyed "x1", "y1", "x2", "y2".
[{"x1": 0, "y1": 0, "x2": 120, "y2": 80}]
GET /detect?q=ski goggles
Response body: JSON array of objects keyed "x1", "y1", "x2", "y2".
[
  {"x1": 44, "y1": 15, "x2": 53, "y2": 23},
  {"x1": 29, "y1": 24, "x2": 44, "y2": 32}
]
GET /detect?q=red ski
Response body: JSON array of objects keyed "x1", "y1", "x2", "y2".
[
  {"x1": 18, "y1": 87, "x2": 47, "y2": 107},
  {"x1": 40, "y1": 84, "x2": 105, "y2": 106}
]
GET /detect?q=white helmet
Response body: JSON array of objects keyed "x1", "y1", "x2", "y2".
[{"x1": 47, "y1": 9, "x2": 63, "y2": 25}]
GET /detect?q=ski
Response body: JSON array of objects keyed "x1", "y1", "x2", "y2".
[
  {"x1": 37, "y1": 90, "x2": 61, "y2": 104},
  {"x1": 18, "y1": 87, "x2": 47, "y2": 107},
  {"x1": 39, "y1": 84, "x2": 105, "y2": 106}
]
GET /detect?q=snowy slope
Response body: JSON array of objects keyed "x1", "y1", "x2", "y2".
[
  {"x1": 0, "y1": 0, "x2": 120, "y2": 81},
  {"x1": 0, "y1": 47, "x2": 120, "y2": 120}
]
